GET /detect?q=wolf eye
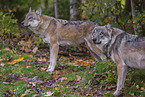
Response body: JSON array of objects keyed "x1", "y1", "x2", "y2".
[
  {"x1": 100, "y1": 32, "x2": 103, "y2": 35},
  {"x1": 100, "y1": 35, "x2": 103, "y2": 38},
  {"x1": 100, "y1": 32, "x2": 104, "y2": 38},
  {"x1": 29, "y1": 17, "x2": 33, "y2": 20}
]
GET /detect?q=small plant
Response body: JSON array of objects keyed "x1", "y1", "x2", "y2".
[{"x1": 0, "y1": 11, "x2": 19, "y2": 36}]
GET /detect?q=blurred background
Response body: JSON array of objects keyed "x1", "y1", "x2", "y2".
[{"x1": 0, "y1": 0, "x2": 145, "y2": 48}]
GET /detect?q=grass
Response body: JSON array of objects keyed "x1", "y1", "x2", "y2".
[{"x1": 0, "y1": 47, "x2": 145, "y2": 97}]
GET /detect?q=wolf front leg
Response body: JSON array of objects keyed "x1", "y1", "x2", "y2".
[
  {"x1": 84, "y1": 37, "x2": 107, "y2": 61},
  {"x1": 46, "y1": 43, "x2": 59, "y2": 72},
  {"x1": 113, "y1": 63, "x2": 127, "y2": 96}
]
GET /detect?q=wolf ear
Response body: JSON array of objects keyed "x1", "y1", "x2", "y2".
[
  {"x1": 29, "y1": 7, "x2": 32, "y2": 12},
  {"x1": 105, "y1": 24, "x2": 113, "y2": 35},
  {"x1": 105, "y1": 24, "x2": 111, "y2": 30},
  {"x1": 36, "y1": 8, "x2": 41, "y2": 15}
]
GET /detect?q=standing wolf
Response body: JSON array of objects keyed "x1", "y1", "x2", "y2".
[
  {"x1": 92, "y1": 24, "x2": 145, "y2": 96},
  {"x1": 21, "y1": 8, "x2": 107, "y2": 72}
]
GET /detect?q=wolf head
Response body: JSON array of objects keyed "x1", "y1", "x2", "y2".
[
  {"x1": 21, "y1": 8, "x2": 41, "y2": 28},
  {"x1": 92, "y1": 24, "x2": 112, "y2": 46}
]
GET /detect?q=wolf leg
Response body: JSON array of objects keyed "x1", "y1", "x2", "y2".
[
  {"x1": 114, "y1": 64, "x2": 127, "y2": 96},
  {"x1": 84, "y1": 37, "x2": 107, "y2": 61},
  {"x1": 46, "y1": 43, "x2": 59, "y2": 72}
]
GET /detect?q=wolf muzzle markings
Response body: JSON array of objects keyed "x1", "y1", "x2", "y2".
[
  {"x1": 22, "y1": 8, "x2": 107, "y2": 72},
  {"x1": 92, "y1": 24, "x2": 145, "y2": 96}
]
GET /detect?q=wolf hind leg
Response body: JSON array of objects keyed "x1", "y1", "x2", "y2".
[
  {"x1": 114, "y1": 64, "x2": 128, "y2": 96},
  {"x1": 84, "y1": 37, "x2": 107, "y2": 61}
]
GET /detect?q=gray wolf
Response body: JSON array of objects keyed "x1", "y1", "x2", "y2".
[
  {"x1": 21, "y1": 8, "x2": 107, "y2": 72},
  {"x1": 91, "y1": 24, "x2": 145, "y2": 96}
]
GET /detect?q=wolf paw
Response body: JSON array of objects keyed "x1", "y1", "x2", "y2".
[
  {"x1": 113, "y1": 90, "x2": 121, "y2": 96},
  {"x1": 46, "y1": 66, "x2": 54, "y2": 73}
]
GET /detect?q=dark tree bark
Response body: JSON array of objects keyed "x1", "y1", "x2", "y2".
[
  {"x1": 54, "y1": 0, "x2": 58, "y2": 18},
  {"x1": 70, "y1": 0, "x2": 82, "y2": 21},
  {"x1": 45, "y1": 0, "x2": 49, "y2": 9},
  {"x1": 124, "y1": 0, "x2": 131, "y2": 14}
]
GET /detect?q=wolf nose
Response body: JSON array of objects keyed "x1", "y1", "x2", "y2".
[
  {"x1": 92, "y1": 38, "x2": 97, "y2": 42},
  {"x1": 21, "y1": 21, "x2": 24, "y2": 26}
]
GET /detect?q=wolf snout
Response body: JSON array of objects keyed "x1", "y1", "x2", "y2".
[
  {"x1": 92, "y1": 38, "x2": 101, "y2": 44},
  {"x1": 21, "y1": 21, "x2": 30, "y2": 27},
  {"x1": 21, "y1": 21, "x2": 24, "y2": 26},
  {"x1": 92, "y1": 38, "x2": 97, "y2": 43}
]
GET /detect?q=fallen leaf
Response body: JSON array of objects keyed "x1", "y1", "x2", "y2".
[
  {"x1": 3, "y1": 48, "x2": 10, "y2": 51},
  {"x1": 25, "y1": 48, "x2": 31, "y2": 52},
  {"x1": 55, "y1": 87, "x2": 58, "y2": 90},
  {"x1": 32, "y1": 94, "x2": 38, "y2": 97},
  {"x1": 32, "y1": 47, "x2": 38, "y2": 53},
  {"x1": 3, "y1": 82, "x2": 10, "y2": 84},
  {"x1": 77, "y1": 75, "x2": 81, "y2": 81},
  {"x1": 20, "y1": 89, "x2": 31, "y2": 97},
  {"x1": 0, "y1": 62, "x2": 5, "y2": 66},
  {"x1": 0, "y1": 73, "x2": 2, "y2": 76},
  {"x1": 29, "y1": 82, "x2": 37, "y2": 87},
  {"x1": 44, "y1": 91, "x2": 54, "y2": 96},
  {"x1": 136, "y1": 85, "x2": 139, "y2": 89},
  {"x1": 52, "y1": 73, "x2": 60, "y2": 80},
  {"x1": 141, "y1": 87, "x2": 144, "y2": 90},
  {"x1": 38, "y1": 57, "x2": 46, "y2": 62},
  {"x1": 8, "y1": 57, "x2": 24, "y2": 65},
  {"x1": 59, "y1": 77, "x2": 67, "y2": 82},
  {"x1": 18, "y1": 41, "x2": 25, "y2": 45}
]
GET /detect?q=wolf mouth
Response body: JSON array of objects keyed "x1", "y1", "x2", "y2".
[{"x1": 92, "y1": 39, "x2": 101, "y2": 44}]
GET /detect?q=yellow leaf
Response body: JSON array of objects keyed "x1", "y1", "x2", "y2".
[
  {"x1": 14, "y1": 89, "x2": 16, "y2": 92},
  {"x1": 55, "y1": 87, "x2": 58, "y2": 90},
  {"x1": 95, "y1": 9, "x2": 98, "y2": 12},
  {"x1": 130, "y1": 93, "x2": 134, "y2": 96},
  {"x1": 21, "y1": 77, "x2": 24, "y2": 80},
  {"x1": 8, "y1": 9, "x2": 12, "y2": 12},
  {"x1": 12, "y1": 62, "x2": 16, "y2": 65},
  {"x1": 105, "y1": 91, "x2": 111, "y2": 94},
  {"x1": 143, "y1": 14, "x2": 145, "y2": 17},
  {"x1": 111, "y1": 6, "x2": 115, "y2": 11},
  {"x1": 8, "y1": 57, "x2": 24, "y2": 65},
  {"x1": 61, "y1": 56, "x2": 65, "y2": 58},
  {"x1": 25, "y1": 40, "x2": 31, "y2": 44},
  {"x1": 75, "y1": 61, "x2": 79, "y2": 63},
  {"x1": 136, "y1": 85, "x2": 139, "y2": 89},
  {"x1": 133, "y1": 20, "x2": 136, "y2": 23},
  {"x1": 0, "y1": 12, "x2": 3, "y2": 16},
  {"x1": 17, "y1": 57, "x2": 24, "y2": 62}
]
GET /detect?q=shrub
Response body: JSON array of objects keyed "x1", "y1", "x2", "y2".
[{"x1": 0, "y1": 11, "x2": 19, "y2": 37}]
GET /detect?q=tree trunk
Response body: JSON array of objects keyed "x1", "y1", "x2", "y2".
[
  {"x1": 45, "y1": 0, "x2": 49, "y2": 9},
  {"x1": 142, "y1": 0, "x2": 145, "y2": 10},
  {"x1": 131, "y1": 0, "x2": 137, "y2": 34},
  {"x1": 54, "y1": 0, "x2": 58, "y2": 18},
  {"x1": 124, "y1": 0, "x2": 131, "y2": 14},
  {"x1": 70, "y1": 0, "x2": 81, "y2": 21}
]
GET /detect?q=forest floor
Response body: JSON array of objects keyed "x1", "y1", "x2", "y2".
[{"x1": 0, "y1": 35, "x2": 145, "y2": 97}]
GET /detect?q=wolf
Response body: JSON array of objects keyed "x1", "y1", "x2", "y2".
[
  {"x1": 21, "y1": 8, "x2": 107, "y2": 72},
  {"x1": 91, "y1": 24, "x2": 145, "y2": 96}
]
